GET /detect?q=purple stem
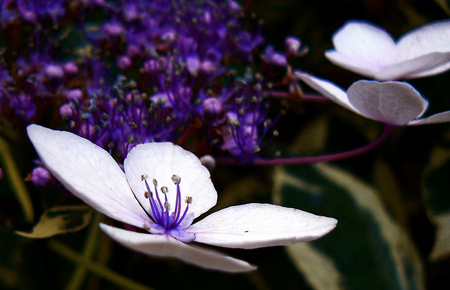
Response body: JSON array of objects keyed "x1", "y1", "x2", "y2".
[
  {"x1": 267, "y1": 90, "x2": 329, "y2": 102},
  {"x1": 218, "y1": 124, "x2": 397, "y2": 166}
]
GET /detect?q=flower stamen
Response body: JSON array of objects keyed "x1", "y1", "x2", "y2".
[
  {"x1": 141, "y1": 174, "x2": 193, "y2": 235},
  {"x1": 172, "y1": 195, "x2": 192, "y2": 229},
  {"x1": 171, "y1": 174, "x2": 182, "y2": 226},
  {"x1": 142, "y1": 176, "x2": 162, "y2": 222}
]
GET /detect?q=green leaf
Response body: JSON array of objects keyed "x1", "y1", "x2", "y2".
[
  {"x1": 435, "y1": 0, "x2": 450, "y2": 14},
  {"x1": 285, "y1": 242, "x2": 342, "y2": 290},
  {"x1": 16, "y1": 205, "x2": 93, "y2": 239},
  {"x1": 373, "y1": 160, "x2": 408, "y2": 227},
  {"x1": 273, "y1": 164, "x2": 424, "y2": 290},
  {"x1": 0, "y1": 136, "x2": 34, "y2": 222},
  {"x1": 288, "y1": 115, "x2": 330, "y2": 155},
  {"x1": 0, "y1": 228, "x2": 61, "y2": 289},
  {"x1": 423, "y1": 146, "x2": 450, "y2": 261}
]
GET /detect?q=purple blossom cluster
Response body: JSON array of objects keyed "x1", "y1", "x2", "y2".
[
  {"x1": 1, "y1": 0, "x2": 292, "y2": 170},
  {"x1": 61, "y1": 66, "x2": 276, "y2": 163},
  {"x1": 0, "y1": 0, "x2": 66, "y2": 26},
  {"x1": 9, "y1": 0, "x2": 446, "y2": 190},
  {"x1": 0, "y1": 0, "x2": 72, "y2": 122}
]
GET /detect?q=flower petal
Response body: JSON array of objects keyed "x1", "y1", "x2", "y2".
[
  {"x1": 325, "y1": 20, "x2": 450, "y2": 80},
  {"x1": 374, "y1": 53, "x2": 450, "y2": 81},
  {"x1": 124, "y1": 142, "x2": 217, "y2": 219},
  {"x1": 406, "y1": 60, "x2": 450, "y2": 79},
  {"x1": 27, "y1": 125, "x2": 148, "y2": 228},
  {"x1": 396, "y1": 20, "x2": 450, "y2": 78},
  {"x1": 324, "y1": 51, "x2": 379, "y2": 79},
  {"x1": 296, "y1": 72, "x2": 356, "y2": 112},
  {"x1": 99, "y1": 223, "x2": 256, "y2": 273},
  {"x1": 297, "y1": 73, "x2": 429, "y2": 125},
  {"x1": 189, "y1": 203, "x2": 337, "y2": 249},
  {"x1": 409, "y1": 110, "x2": 450, "y2": 125},
  {"x1": 325, "y1": 20, "x2": 396, "y2": 77},
  {"x1": 397, "y1": 20, "x2": 450, "y2": 63},
  {"x1": 347, "y1": 80, "x2": 428, "y2": 125}
]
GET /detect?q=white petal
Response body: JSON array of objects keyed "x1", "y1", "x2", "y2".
[
  {"x1": 393, "y1": 20, "x2": 450, "y2": 79},
  {"x1": 397, "y1": 20, "x2": 450, "y2": 63},
  {"x1": 347, "y1": 80, "x2": 428, "y2": 125},
  {"x1": 406, "y1": 61, "x2": 450, "y2": 79},
  {"x1": 325, "y1": 21, "x2": 396, "y2": 76},
  {"x1": 296, "y1": 72, "x2": 357, "y2": 112},
  {"x1": 409, "y1": 110, "x2": 450, "y2": 125},
  {"x1": 323, "y1": 51, "x2": 379, "y2": 79},
  {"x1": 124, "y1": 142, "x2": 217, "y2": 219},
  {"x1": 27, "y1": 125, "x2": 148, "y2": 228},
  {"x1": 189, "y1": 203, "x2": 337, "y2": 249},
  {"x1": 99, "y1": 223, "x2": 256, "y2": 273},
  {"x1": 326, "y1": 20, "x2": 450, "y2": 80},
  {"x1": 374, "y1": 53, "x2": 450, "y2": 81}
]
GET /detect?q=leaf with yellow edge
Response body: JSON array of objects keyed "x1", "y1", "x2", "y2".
[
  {"x1": 16, "y1": 205, "x2": 93, "y2": 239},
  {"x1": 435, "y1": 0, "x2": 450, "y2": 14},
  {"x1": 273, "y1": 164, "x2": 424, "y2": 290},
  {"x1": 423, "y1": 145, "x2": 450, "y2": 261}
]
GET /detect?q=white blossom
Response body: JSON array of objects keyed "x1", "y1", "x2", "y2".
[
  {"x1": 325, "y1": 20, "x2": 450, "y2": 80},
  {"x1": 297, "y1": 72, "x2": 450, "y2": 126},
  {"x1": 27, "y1": 124, "x2": 337, "y2": 272}
]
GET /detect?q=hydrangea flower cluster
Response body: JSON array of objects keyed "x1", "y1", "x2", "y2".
[
  {"x1": 60, "y1": 67, "x2": 276, "y2": 163},
  {"x1": 0, "y1": 0, "x2": 66, "y2": 27},
  {"x1": 0, "y1": 0, "x2": 72, "y2": 122},
  {"x1": 1, "y1": 0, "x2": 291, "y2": 165}
]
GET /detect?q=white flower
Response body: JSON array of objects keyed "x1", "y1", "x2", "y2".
[
  {"x1": 296, "y1": 72, "x2": 450, "y2": 126},
  {"x1": 27, "y1": 124, "x2": 337, "y2": 273},
  {"x1": 325, "y1": 20, "x2": 450, "y2": 81}
]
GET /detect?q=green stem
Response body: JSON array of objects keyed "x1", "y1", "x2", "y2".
[
  {"x1": 247, "y1": 271, "x2": 271, "y2": 290},
  {"x1": 65, "y1": 213, "x2": 102, "y2": 290},
  {"x1": 50, "y1": 239, "x2": 153, "y2": 290},
  {"x1": 0, "y1": 137, "x2": 34, "y2": 222}
]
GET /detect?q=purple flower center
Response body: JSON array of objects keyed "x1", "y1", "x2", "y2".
[{"x1": 140, "y1": 174, "x2": 195, "y2": 242}]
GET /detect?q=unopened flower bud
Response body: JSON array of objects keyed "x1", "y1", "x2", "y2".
[
  {"x1": 66, "y1": 88, "x2": 83, "y2": 101},
  {"x1": 117, "y1": 55, "x2": 132, "y2": 70},
  {"x1": 59, "y1": 103, "x2": 73, "y2": 117},
  {"x1": 30, "y1": 167, "x2": 53, "y2": 187},
  {"x1": 44, "y1": 65, "x2": 64, "y2": 80},
  {"x1": 23, "y1": 11, "x2": 37, "y2": 23},
  {"x1": 64, "y1": 62, "x2": 79, "y2": 77},
  {"x1": 200, "y1": 155, "x2": 216, "y2": 171},
  {"x1": 127, "y1": 45, "x2": 141, "y2": 58},
  {"x1": 284, "y1": 36, "x2": 301, "y2": 57},
  {"x1": 202, "y1": 98, "x2": 222, "y2": 118}
]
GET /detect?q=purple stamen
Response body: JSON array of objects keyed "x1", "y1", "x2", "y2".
[
  {"x1": 171, "y1": 175, "x2": 182, "y2": 227},
  {"x1": 141, "y1": 174, "x2": 193, "y2": 233},
  {"x1": 161, "y1": 186, "x2": 170, "y2": 228},
  {"x1": 172, "y1": 197, "x2": 192, "y2": 229},
  {"x1": 142, "y1": 176, "x2": 162, "y2": 222},
  {"x1": 146, "y1": 190, "x2": 160, "y2": 222},
  {"x1": 152, "y1": 179, "x2": 165, "y2": 222}
]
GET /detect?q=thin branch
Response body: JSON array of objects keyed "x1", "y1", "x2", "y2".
[
  {"x1": 65, "y1": 213, "x2": 102, "y2": 290},
  {"x1": 49, "y1": 240, "x2": 154, "y2": 290},
  {"x1": 266, "y1": 90, "x2": 328, "y2": 102},
  {"x1": 218, "y1": 124, "x2": 397, "y2": 166},
  {"x1": 0, "y1": 136, "x2": 34, "y2": 222}
]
